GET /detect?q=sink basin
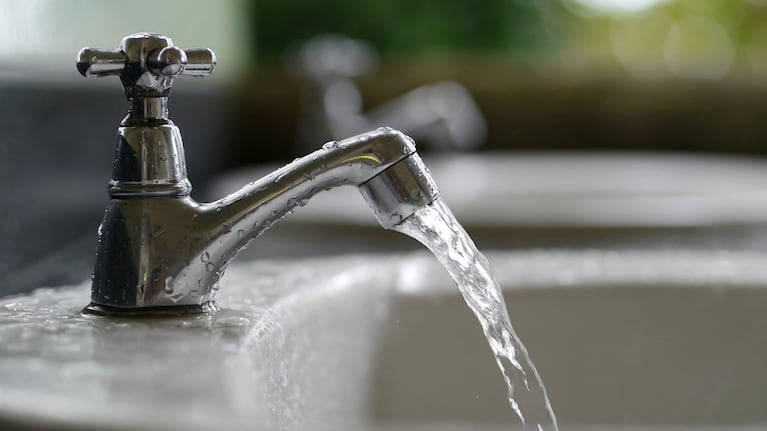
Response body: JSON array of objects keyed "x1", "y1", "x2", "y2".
[
  {"x1": 0, "y1": 256, "x2": 398, "y2": 431},
  {"x1": 373, "y1": 250, "x2": 767, "y2": 429},
  {"x1": 1, "y1": 250, "x2": 765, "y2": 430}
]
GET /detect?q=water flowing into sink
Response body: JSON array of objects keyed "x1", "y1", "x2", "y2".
[{"x1": 392, "y1": 199, "x2": 558, "y2": 430}]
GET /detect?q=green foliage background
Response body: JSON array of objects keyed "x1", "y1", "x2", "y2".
[{"x1": 250, "y1": 0, "x2": 551, "y2": 59}]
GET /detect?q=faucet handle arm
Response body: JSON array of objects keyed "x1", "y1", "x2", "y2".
[
  {"x1": 76, "y1": 48, "x2": 126, "y2": 77},
  {"x1": 146, "y1": 47, "x2": 216, "y2": 77},
  {"x1": 178, "y1": 48, "x2": 216, "y2": 76}
]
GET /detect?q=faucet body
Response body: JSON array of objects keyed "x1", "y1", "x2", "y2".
[{"x1": 80, "y1": 34, "x2": 439, "y2": 314}]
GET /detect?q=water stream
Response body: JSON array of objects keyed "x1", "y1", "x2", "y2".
[{"x1": 392, "y1": 198, "x2": 558, "y2": 430}]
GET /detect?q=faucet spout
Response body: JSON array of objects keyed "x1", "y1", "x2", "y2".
[
  {"x1": 87, "y1": 128, "x2": 438, "y2": 314},
  {"x1": 197, "y1": 126, "x2": 438, "y2": 269},
  {"x1": 205, "y1": 127, "x2": 437, "y2": 235}
]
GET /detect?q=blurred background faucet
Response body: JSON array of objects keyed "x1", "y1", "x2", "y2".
[{"x1": 286, "y1": 34, "x2": 487, "y2": 153}]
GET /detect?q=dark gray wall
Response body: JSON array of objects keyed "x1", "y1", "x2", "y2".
[{"x1": 0, "y1": 84, "x2": 232, "y2": 295}]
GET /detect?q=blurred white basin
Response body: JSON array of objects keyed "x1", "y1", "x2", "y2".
[
  {"x1": 1, "y1": 250, "x2": 765, "y2": 430},
  {"x1": 374, "y1": 250, "x2": 767, "y2": 429}
]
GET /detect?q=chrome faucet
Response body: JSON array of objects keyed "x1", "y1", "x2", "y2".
[
  {"x1": 288, "y1": 34, "x2": 487, "y2": 153},
  {"x1": 77, "y1": 33, "x2": 439, "y2": 315}
]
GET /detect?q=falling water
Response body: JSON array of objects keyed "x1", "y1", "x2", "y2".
[{"x1": 392, "y1": 199, "x2": 558, "y2": 430}]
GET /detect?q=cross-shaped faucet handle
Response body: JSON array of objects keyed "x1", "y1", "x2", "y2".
[{"x1": 76, "y1": 33, "x2": 215, "y2": 98}]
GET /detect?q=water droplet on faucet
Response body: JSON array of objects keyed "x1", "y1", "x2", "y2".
[
  {"x1": 164, "y1": 277, "x2": 174, "y2": 294},
  {"x1": 273, "y1": 171, "x2": 288, "y2": 183},
  {"x1": 322, "y1": 141, "x2": 339, "y2": 150},
  {"x1": 389, "y1": 213, "x2": 404, "y2": 224}
]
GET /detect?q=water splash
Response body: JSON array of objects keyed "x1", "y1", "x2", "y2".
[{"x1": 392, "y1": 199, "x2": 558, "y2": 430}]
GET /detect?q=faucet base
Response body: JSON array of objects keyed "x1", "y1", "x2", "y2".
[{"x1": 81, "y1": 301, "x2": 220, "y2": 318}]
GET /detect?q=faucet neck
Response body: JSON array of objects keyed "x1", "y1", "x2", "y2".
[
  {"x1": 129, "y1": 97, "x2": 169, "y2": 120},
  {"x1": 109, "y1": 104, "x2": 191, "y2": 198}
]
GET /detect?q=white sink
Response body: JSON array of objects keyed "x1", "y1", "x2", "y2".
[
  {"x1": 0, "y1": 256, "x2": 397, "y2": 431},
  {"x1": 1, "y1": 250, "x2": 765, "y2": 430},
  {"x1": 373, "y1": 250, "x2": 767, "y2": 429}
]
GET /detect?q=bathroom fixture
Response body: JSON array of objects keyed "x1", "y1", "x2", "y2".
[
  {"x1": 77, "y1": 33, "x2": 439, "y2": 314},
  {"x1": 288, "y1": 34, "x2": 487, "y2": 152}
]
